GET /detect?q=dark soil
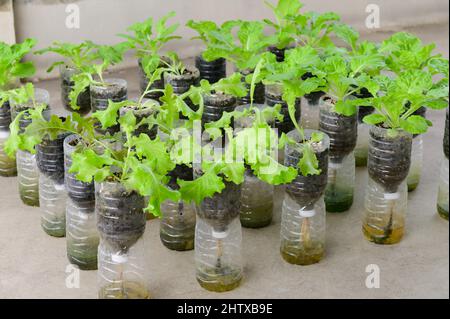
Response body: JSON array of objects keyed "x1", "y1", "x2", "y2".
[
  {"x1": 319, "y1": 98, "x2": 357, "y2": 162},
  {"x1": 96, "y1": 183, "x2": 146, "y2": 253},
  {"x1": 353, "y1": 87, "x2": 375, "y2": 123},
  {"x1": 368, "y1": 127, "x2": 412, "y2": 193},
  {"x1": 195, "y1": 54, "x2": 227, "y2": 84},
  {"x1": 36, "y1": 132, "x2": 70, "y2": 184},
  {"x1": 268, "y1": 46, "x2": 287, "y2": 62},
  {"x1": 197, "y1": 181, "x2": 241, "y2": 232},
  {"x1": 284, "y1": 142, "x2": 329, "y2": 209},
  {"x1": 167, "y1": 164, "x2": 194, "y2": 190}
]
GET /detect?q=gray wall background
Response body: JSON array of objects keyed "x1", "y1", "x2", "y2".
[{"x1": 8, "y1": 0, "x2": 450, "y2": 79}]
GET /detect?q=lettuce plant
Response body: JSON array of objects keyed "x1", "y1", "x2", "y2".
[
  {"x1": 263, "y1": 0, "x2": 303, "y2": 50},
  {"x1": 198, "y1": 20, "x2": 277, "y2": 73},
  {"x1": 119, "y1": 11, "x2": 181, "y2": 77},
  {"x1": 35, "y1": 41, "x2": 98, "y2": 73},
  {"x1": 0, "y1": 39, "x2": 36, "y2": 90},
  {"x1": 186, "y1": 19, "x2": 238, "y2": 61},
  {"x1": 255, "y1": 45, "x2": 327, "y2": 176},
  {"x1": 363, "y1": 70, "x2": 449, "y2": 135},
  {"x1": 68, "y1": 42, "x2": 129, "y2": 109},
  {"x1": 380, "y1": 32, "x2": 441, "y2": 75}
]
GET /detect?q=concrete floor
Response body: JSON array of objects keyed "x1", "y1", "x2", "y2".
[{"x1": 0, "y1": 24, "x2": 448, "y2": 299}]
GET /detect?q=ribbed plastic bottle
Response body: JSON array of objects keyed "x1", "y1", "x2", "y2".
[
  {"x1": 96, "y1": 181, "x2": 149, "y2": 299},
  {"x1": 37, "y1": 133, "x2": 69, "y2": 237},
  {"x1": 234, "y1": 104, "x2": 276, "y2": 227},
  {"x1": 319, "y1": 97, "x2": 357, "y2": 213},
  {"x1": 202, "y1": 92, "x2": 236, "y2": 128},
  {"x1": 120, "y1": 98, "x2": 159, "y2": 139},
  {"x1": 10, "y1": 88, "x2": 51, "y2": 206},
  {"x1": 363, "y1": 126, "x2": 412, "y2": 244},
  {"x1": 160, "y1": 165, "x2": 196, "y2": 251},
  {"x1": 239, "y1": 168, "x2": 274, "y2": 228},
  {"x1": 437, "y1": 108, "x2": 449, "y2": 220},
  {"x1": 195, "y1": 181, "x2": 242, "y2": 292},
  {"x1": 64, "y1": 134, "x2": 99, "y2": 270},
  {"x1": 0, "y1": 100, "x2": 17, "y2": 177},
  {"x1": 60, "y1": 65, "x2": 91, "y2": 115},
  {"x1": 281, "y1": 130, "x2": 329, "y2": 265},
  {"x1": 90, "y1": 78, "x2": 127, "y2": 134},
  {"x1": 164, "y1": 66, "x2": 200, "y2": 117},
  {"x1": 195, "y1": 54, "x2": 227, "y2": 84}
]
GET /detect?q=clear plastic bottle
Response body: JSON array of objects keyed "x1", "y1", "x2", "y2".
[
  {"x1": 39, "y1": 172, "x2": 67, "y2": 237},
  {"x1": 16, "y1": 150, "x2": 39, "y2": 207},
  {"x1": 437, "y1": 158, "x2": 449, "y2": 220},
  {"x1": 319, "y1": 97, "x2": 357, "y2": 213},
  {"x1": 281, "y1": 130, "x2": 329, "y2": 265},
  {"x1": 90, "y1": 78, "x2": 127, "y2": 134},
  {"x1": 195, "y1": 182, "x2": 242, "y2": 292},
  {"x1": 96, "y1": 181, "x2": 149, "y2": 299},
  {"x1": 10, "y1": 88, "x2": 50, "y2": 205},
  {"x1": 239, "y1": 168, "x2": 274, "y2": 228},
  {"x1": 280, "y1": 195, "x2": 326, "y2": 265},
  {"x1": 300, "y1": 92, "x2": 324, "y2": 130},
  {"x1": 363, "y1": 178, "x2": 408, "y2": 244},
  {"x1": 64, "y1": 135, "x2": 99, "y2": 270},
  {"x1": 37, "y1": 134, "x2": 69, "y2": 237},
  {"x1": 0, "y1": 101, "x2": 16, "y2": 177},
  {"x1": 363, "y1": 126, "x2": 412, "y2": 245},
  {"x1": 407, "y1": 135, "x2": 423, "y2": 192},
  {"x1": 160, "y1": 199, "x2": 196, "y2": 251},
  {"x1": 234, "y1": 104, "x2": 276, "y2": 227},
  {"x1": 325, "y1": 153, "x2": 355, "y2": 213}
]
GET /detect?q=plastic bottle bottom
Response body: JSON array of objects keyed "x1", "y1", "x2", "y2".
[
  {"x1": 280, "y1": 241, "x2": 324, "y2": 266},
  {"x1": 196, "y1": 265, "x2": 242, "y2": 292},
  {"x1": 98, "y1": 281, "x2": 150, "y2": 299}
]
